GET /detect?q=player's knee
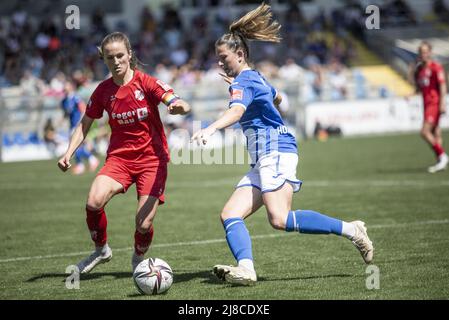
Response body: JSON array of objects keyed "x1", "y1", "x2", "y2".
[
  {"x1": 420, "y1": 128, "x2": 428, "y2": 138},
  {"x1": 86, "y1": 195, "x2": 106, "y2": 211},
  {"x1": 220, "y1": 210, "x2": 231, "y2": 223},
  {"x1": 267, "y1": 212, "x2": 287, "y2": 230},
  {"x1": 220, "y1": 210, "x2": 243, "y2": 223}
]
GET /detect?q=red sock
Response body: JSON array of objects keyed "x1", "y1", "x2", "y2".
[
  {"x1": 134, "y1": 225, "x2": 154, "y2": 256},
  {"x1": 86, "y1": 207, "x2": 108, "y2": 247},
  {"x1": 432, "y1": 143, "x2": 445, "y2": 158}
]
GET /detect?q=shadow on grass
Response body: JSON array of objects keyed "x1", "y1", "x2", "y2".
[
  {"x1": 258, "y1": 273, "x2": 353, "y2": 282},
  {"x1": 171, "y1": 269, "x2": 354, "y2": 286},
  {"x1": 26, "y1": 272, "x2": 133, "y2": 283},
  {"x1": 173, "y1": 269, "x2": 222, "y2": 285}
]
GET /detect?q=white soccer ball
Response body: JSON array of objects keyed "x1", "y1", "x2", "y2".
[{"x1": 133, "y1": 258, "x2": 173, "y2": 295}]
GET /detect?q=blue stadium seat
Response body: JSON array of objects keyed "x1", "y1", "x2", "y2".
[
  {"x1": 28, "y1": 132, "x2": 40, "y2": 145},
  {"x1": 13, "y1": 132, "x2": 28, "y2": 146},
  {"x1": 2, "y1": 133, "x2": 13, "y2": 147}
]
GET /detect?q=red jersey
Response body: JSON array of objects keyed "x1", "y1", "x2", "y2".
[
  {"x1": 415, "y1": 61, "x2": 446, "y2": 108},
  {"x1": 86, "y1": 70, "x2": 172, "y2": 163}
]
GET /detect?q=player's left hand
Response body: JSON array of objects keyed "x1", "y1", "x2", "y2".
[
  {"x1": 440, "y1": 105, "x2": 446, "y2": 115},
  {"x1": 191, "y1": 127, "x2": 216, "y2": 146},
  {"x1": 168, "y1": 99, "x2": 191, "y2": 115}
]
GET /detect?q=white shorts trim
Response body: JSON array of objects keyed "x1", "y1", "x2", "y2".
[{"x1": 236, "y1": 152, "x2": 302, "y2": 193}]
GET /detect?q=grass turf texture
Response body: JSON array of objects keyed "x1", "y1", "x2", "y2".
[{"x1": 1, "y1": 132, "x2": 448, "y2": 299}]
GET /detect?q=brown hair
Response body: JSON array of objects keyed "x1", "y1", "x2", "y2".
[
  {"x1": 419, "y1": 41, "x2": 432, "y2": 52},
  {"x1": 98, "y1": 32, "x2": 139, "y2": 69},
  {"x1": 215, "y1": 3, "x2": 281, "y2": 60}
]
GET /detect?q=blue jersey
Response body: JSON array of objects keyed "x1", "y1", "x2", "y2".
[
  {"x1": 61, "y1": 94, "x2": 83, "y2": 130},
  {"x1": 228, "y1": 69, "x2": 297, "y2": 163}
]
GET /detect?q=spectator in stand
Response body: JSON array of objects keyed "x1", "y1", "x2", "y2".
[
  {"x1": 433, "y1": 0, "x2": 449, "y2": 22},
  {"x1": 278, "y1": 58, "x2": 304, "y2": 83},
  {"x1": 43, "y1": 117, "x2": 59, "y2": 155},
  {"x1": 328, "y1": 58, "x2": 348, "y2": 100}
]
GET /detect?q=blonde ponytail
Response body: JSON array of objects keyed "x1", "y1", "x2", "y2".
[
  {"x1": 229, "y1": 3, "x2": 281, "y2": 43},
  {"x1": 215, "y1": 3, "x2": 281, "y2": 60}
]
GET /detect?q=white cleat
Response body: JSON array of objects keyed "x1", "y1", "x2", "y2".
[
  {"x1": 131, "y1": 252, "x2": 145, "y2": 272},
  {"x1": 350, "y1": 221, "x2": 374, "y2": 264},
  {"x1": 428, "y1": 153, "x2": 448, "y2": 173},
  {"x1": 77, "y1": 245, "x2": 112, "y2": 274},
  {"x1": 213, "y1": 264, "x2": 257, "y2": 286}
]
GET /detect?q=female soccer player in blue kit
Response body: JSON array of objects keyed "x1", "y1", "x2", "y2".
[{"x1": 192, "y1": 3, "x2": 374, "y2": 285}]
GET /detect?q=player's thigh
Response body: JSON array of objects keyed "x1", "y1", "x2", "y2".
[
  {"x1": 135, "y1": 162, "x2": 167, "y2": 204},
  {"x1": 87, "y1": 174, "x2": 124, "y2": 210},
  {"x1": 221, "y1": 186, "x2": 263, "y2": 222},
  {"x1": 135, "y1": 195, "x2": 159, "y2": 232},
  {"x1": 262, "y1": 182, "x2": 294, "y2": 230}
]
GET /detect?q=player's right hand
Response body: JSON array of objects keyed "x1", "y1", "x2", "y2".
[
  {"x1": 191, "y1": 127, "x2": 216, "y2": 146},
  {"x1": 57, "y1": 155, "x2": 72, "y2": 172},
  {"x1": 219, "y1": 72, "x2": 234, "y2": 85}
]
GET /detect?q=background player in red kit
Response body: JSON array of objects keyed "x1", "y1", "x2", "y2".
[
  {"x1": 57, "y1": 32, "x2": 191, "y2": 273},
  {"x1": 414, "y1": 41, "x2": 448, "y2": 173}
]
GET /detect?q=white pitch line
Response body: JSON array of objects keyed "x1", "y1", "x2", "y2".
[
  {"x1": 168, "y1": 179, "x2": 449, "y2": 188},
  {"x1": 1, "y1": 219, "x2": 448, "y2": 264}
]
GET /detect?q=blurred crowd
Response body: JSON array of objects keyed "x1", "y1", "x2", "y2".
[
  {"x1": 0, "y1": 1, "x2": 364, "y2": 90},
  {"x1": 0, "y1": 0, "x2": 430, "y2": 159}
]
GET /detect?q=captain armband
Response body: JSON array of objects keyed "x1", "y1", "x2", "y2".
[{"x1": 161, "y1": 92, "x2": 180, "y2": 106}]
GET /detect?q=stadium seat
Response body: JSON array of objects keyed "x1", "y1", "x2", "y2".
[
  {"x1": 28, "y1": 132, "x2": 40, "y2": 145},
  {"x1": 2, "y1": 133, "x2": 13, "y2": 147},
  {"x1": 13, "y1": 132, "x2": 28, "y2": 146}
]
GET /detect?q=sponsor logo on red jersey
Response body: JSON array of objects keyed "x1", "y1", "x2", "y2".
[
  {"x1": 137, "y1": 107, "x2": 148, "y2": 121},
  {"x1": 134, "y1": 89, "x2": 145, "y2": 101}
]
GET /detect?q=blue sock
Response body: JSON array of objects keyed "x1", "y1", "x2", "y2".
[
  {"x1": 223, "y1": 218, "x2": 253, "y2": 262},
  {"x1": 285, "y1": 210, "x2": 342, "y2": 235}
]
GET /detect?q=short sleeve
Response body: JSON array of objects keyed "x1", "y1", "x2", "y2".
[
  {"x1": 228, "y1": 84, "x2": 253, "y2": 110},
  {"x1": 436, "y1": 64, "x2": 446, "y2": 84},
  {"x1": 144, "y1": 74, "x2": 175, "y2": 105},
  {"x1": 85, "y1": 86, "x2": 104, "y2": 119}
]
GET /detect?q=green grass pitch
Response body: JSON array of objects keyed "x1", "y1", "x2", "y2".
[{"x1": 1, "y1": 132, "x2": 448, "y2": 299}]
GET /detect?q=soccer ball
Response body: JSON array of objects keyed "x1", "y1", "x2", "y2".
[{"x1": 133, "y1": 258, "x2": 173, "y2": 295}]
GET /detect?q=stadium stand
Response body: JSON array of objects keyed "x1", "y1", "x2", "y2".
[{"x1": 1, "y1": 0, "x2": 449, "y2": 161}]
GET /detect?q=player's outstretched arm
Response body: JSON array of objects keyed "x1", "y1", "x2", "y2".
[
  {"x1": 191, "y1": 105, "x2": 245, "y2": 145},
  {"x1": 57, "y1": 115, "x2": 95, "y2": 172},
  {"x1": 167, "y1": 99, "x2": 191, "y2": 115}
]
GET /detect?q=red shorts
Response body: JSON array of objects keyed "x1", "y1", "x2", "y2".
[
  {"x1": 98, "y1": 157, "x2": 168, "y2": 204},
  {"x1": 424, "y1": 104, "x2": 441, "y2": 126}
]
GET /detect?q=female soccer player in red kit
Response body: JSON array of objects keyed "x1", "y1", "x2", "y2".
[
  {"x1": 414, "y1": 41, "x2": 448, "y2": 173},
  {"x1": 58, "y1": 32, "x2": 191, "y2": 273}
]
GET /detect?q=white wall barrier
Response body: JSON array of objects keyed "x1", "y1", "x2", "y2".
[{"x1": 304, "y1": 95, "x2": 449, "y2": 137}]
